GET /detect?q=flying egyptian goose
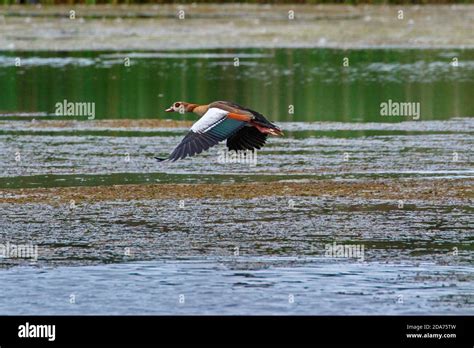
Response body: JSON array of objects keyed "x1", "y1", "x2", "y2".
[{"x1": 156, "y1": 101, "x2": 283, "y2": 161}]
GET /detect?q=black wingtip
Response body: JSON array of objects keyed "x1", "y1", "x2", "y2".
[{"x1": 155, "y1": 157, "x2": 167, "y2": 162}]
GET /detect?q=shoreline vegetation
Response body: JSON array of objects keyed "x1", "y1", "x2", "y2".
[
  {"x1": 1, "y1": 1, "x2": 472, "y2": 4},
  {"x1": 1, "y1": 4, "x2": 473, "y2": 50},
  {"x1": 1, "y1": 178, "x2": 472, "y2": 204}
]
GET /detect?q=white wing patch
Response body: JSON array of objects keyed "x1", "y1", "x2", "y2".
[{"x1": 191, "y1": 107, "x2": 228, "y2": 134}]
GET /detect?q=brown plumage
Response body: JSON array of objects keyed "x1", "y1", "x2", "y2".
[{"x1": 158, "y1": 100, "x2": 283, "y2": 161}]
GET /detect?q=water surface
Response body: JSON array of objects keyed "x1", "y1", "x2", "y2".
[
  {"x1": 0, "y1": 259, "x2": 472, "y2": 315},
  {"x1": 1, "y1": 48, "x2": 473, "y2": 122},
  {"x1": 0, "y1": 48, "x2": 473, "y2": 315}
]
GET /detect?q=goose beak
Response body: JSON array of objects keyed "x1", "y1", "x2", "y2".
[{"x1": 165, "y1": 107, "x2": 174, "y2": 112}]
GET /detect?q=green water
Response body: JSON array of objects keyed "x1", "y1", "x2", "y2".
[{"x1": 0, "y1": 48, "x2": 473, "y2": 121}]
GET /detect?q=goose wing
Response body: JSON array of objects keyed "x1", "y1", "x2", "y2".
[
  {"x1": 226, "y1": 126, "x2": 267, "y2": 151},
  {"x1": 157, "y1": 108, "x2": 246, "y2": 162}
]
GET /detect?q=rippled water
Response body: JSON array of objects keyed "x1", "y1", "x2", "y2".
[
  {"x1": 0, "y1": 259, "x2": 472, "y2": 315},
  {"x1": 0, "y1": 119, "x2": 472, "y2": 188},
  {"x1": 1, "y1": 195, "x2": 473, "y2": 265},
  {"x1": 0, "y1": 48, "x2": 473, "y2": 315},
  {"x1": 1, "y1": 183, "x2": 472, "y2": 314}
]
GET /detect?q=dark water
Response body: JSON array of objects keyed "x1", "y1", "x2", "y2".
[
  {"x1": 0, "y1": 48, "x2": 473, "y2": 315},
  {"x1": 0, "y1": 48, "x2": 473, "y2": 122}
]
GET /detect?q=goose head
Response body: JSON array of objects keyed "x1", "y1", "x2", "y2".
[{"x1": 165, "y1": 101, "x2": 192, "y2": 113}]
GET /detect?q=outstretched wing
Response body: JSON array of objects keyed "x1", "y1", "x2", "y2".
[
  {"x1": 157, "y1": 108, "x2": 246, "y2": 162},
  {"x1": 226, "y1": 126, "x2": 267, "y2": 151}
]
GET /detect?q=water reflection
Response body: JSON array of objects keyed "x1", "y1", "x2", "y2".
[{"x1": 0, "y1": 48, "x2": 473, "y2": 122}]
